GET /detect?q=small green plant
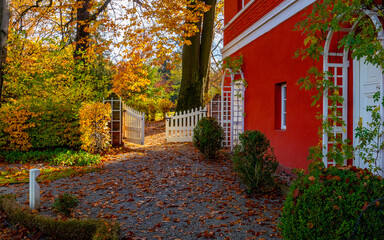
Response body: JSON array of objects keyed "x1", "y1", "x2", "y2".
[
  {"x1": 232, "y1": 130, "x2": 278, "y2": 193},
  {"x1": 193, "y1": 117, "x2": 224, "y2": 159},
  {"x1": 53, "y1": 193, "x2": 79, "y2": 217},
  {"x1": 279, "y1": 166, "x2": 384, "y2": 239},
  {"x1": 50, "y1": 150, "x2": 101, "y2": 166}
]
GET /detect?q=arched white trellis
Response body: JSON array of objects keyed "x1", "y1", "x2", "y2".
[
  {"x1": 322, "y1": 10, "x2": 384, "y2": 170},
  {"x1": 220, "y1": 68, "x2": 246, "y2": 150}
]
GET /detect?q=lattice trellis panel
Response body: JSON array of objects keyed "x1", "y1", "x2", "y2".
[
  {"x1": 221, "y1": 81, "x2": 232, "y2": 148},
  {"x1": 218, "y1": 70, "x2": 245, "y2": 150},
  {"x1": 323, "y1": 54, "x2": 349, "y2": 167},
  {"x1": 231, "y1": 76, "x2": 245, "y2": 149}
]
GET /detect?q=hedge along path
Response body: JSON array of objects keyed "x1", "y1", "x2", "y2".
[{"x1": 0, "y1": 120, "x2": 284, "y2": 239}]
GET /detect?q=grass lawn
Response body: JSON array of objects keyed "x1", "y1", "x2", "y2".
[{"x1": 0, "y1": 165, "x2": 101, "y2": 186}]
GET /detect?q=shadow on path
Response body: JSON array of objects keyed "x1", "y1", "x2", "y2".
[{"x1": 0, "y1": 121, "x2": 284, "y2": 240}]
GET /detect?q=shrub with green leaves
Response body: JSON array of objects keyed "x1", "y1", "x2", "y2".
[
  {"x1": 0, "y1": 195, "x2": 120, "y2": 240},
  {"x1": 232, "y1": 130, "x2": 278, "y2": 193},
  {"x1": 280, "y1": 166, "x2": 384, "y2": 239},
  {"x1": 49, "y1": 150, "x2": 101, "y2": 166},
  {"x1": 193, "y1": 117, "x2": 224, "y2": 159},
  {"x1": 53, "y1": 193, "x2": 79, "y2": 217}
]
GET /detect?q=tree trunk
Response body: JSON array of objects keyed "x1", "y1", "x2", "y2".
[
  {"x1": 0, "y1": 0, "x2": 9, "y2": 107},
  {"x1": 176, "y1": 17, "x2": 202, "y2": 112},
  {"x1": 74, "y1": 0, "x2": 111, "y2": 62},
  {"x1": 176, "y1": 0, "x2": 217, "y2": 112},
  {"x1": 74, "y1": 0, "x2": 91, "y2": 62},
  {"x1": 200, "y1": 0, "x2": 216, "y2": 99}
]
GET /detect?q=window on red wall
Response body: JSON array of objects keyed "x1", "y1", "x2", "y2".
[
  {"x1": 275, "y1": 83, "x2": 287, "y2": 130},
  {"x1": 237, "y1": 0, "x2": 244, "y2": 12}
]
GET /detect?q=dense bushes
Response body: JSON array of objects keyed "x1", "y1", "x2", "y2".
[
  {"x1": 0, "y1": 102, "x2": 81, "y2": 151},
  {"x1": 193, "y1": 117, "x2": 224, "y2": 159},
  {"x1": 280, "y1": 166, "x2": 384, "y2": 239},
  {"x1": 0, "y1": 101, "x2": 111, "y2": 159},
  {"x1": 27, "y1": 101, "x2": 81, "y2": 149},
  {"x1": 232, "y1": 130, "x2": 278, "y2": 193},
  {"x1": 0, "y1": 195, "x2": 120, "y2": 240},
  {"x1": 0, "y1": 104, "x2": 38, "y2": 151},
  {"x1": 79, "y1": 102, "x2": 111, "y2": 154}
]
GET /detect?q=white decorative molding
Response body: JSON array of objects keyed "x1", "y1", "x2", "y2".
[
  {"x1": 222, "y1": 0, "x2": 315, "y2": 58},
  {"x1": 223, "y1": 0, "x2": 256, "y2": 31}
]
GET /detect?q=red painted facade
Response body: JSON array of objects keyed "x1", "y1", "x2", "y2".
[
  {"x1": 223, "y1": 1, "x2": 321, "y2": 169},
  {"x1": 224, "y1": 0, "x2": 284, "y2": 44}
]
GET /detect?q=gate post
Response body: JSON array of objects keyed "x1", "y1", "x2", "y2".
[{"x1": 103, "y1": 93, "x2": 123, "y2": 146}]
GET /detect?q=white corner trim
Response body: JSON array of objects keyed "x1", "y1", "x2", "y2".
[{"x1": 221, "y1": 0, "x2": 315, "y2": 58}]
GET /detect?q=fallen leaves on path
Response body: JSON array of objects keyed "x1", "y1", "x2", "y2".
[{"x1": 0, "y1": 121, "x2": 285, "y2": 239}]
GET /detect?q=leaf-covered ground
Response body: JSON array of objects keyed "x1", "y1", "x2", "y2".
[{"x1": 0, "y1": 121, "x2": 285, "y2": 239}]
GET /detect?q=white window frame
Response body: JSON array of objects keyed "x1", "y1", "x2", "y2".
[{"x1": 281, "y1": 84, "x2": 287, "y2": 130}]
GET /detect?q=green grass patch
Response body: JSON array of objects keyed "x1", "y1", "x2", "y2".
[
  {"x1": 0, "y1": 148, "x2": 101, "y2": 166},
  {"x1": 0, "y1": 166, "x2": 101, "y2": 185}
]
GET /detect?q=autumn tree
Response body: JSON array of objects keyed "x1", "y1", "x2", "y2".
[
  {"x1": 74, "y1": 0, "x2": 111, "y2": 62},
  {"x1": 176, "y1": 0, "x2": 218, "y2": 112},
  {"x1": 0, "y1": 0, "x2": 9, "y2": 106}
]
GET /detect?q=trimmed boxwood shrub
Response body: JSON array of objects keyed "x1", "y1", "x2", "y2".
[
  {"x1": 232, "y1": 130, "x2": 278, "y2": 193},
  {"x1": 0, "y1": 195, "x2": 120, "y2": 240},
  {"x1": 53, "y1": 193, "x2": 79, "y2": 217},
  {"x1": 193, "y1": 117, "x2": 224, "y2": 159},
  {"x1": 280, "y1": 165, "x2": 384, "y2": 240}
]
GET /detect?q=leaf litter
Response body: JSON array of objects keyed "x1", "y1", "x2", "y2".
[{"x1": 0, "y1": 121, "x2": 284, "y2": 239}]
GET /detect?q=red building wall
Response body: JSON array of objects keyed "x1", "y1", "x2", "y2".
[
  {"x1": 224, "y1": 0, "x2": 285, "y2": 44},
  {"x1": 224, "y1": 2, "x2": 321, "y2": 169}
]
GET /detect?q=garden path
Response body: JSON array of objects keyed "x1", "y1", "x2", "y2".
[{"x1": 0, "y1": 121, "x2": 284, "y2": 239}]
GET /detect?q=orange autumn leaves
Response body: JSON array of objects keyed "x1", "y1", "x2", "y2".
[
  {"x1": 79, "y1": 102, "x2": 111, "y2": 154},
  {"x1": 0, "y1": 105, "x2": 39, "y2": 151}
]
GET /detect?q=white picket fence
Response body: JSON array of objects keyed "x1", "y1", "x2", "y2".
[
  {"x1": 166, "y1": 106, "x2": 207, "y2": 142},
  {"x1": 122, "y1": 102, "x2": 145, "y2": 145}
]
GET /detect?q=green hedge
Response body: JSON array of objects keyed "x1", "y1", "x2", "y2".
[
  {"x1": 280, "y1": 166, "x2": 384, "y2": 239},
  {"x1": 0, "y1": 195, "x2": 120, "y2": 240},
  {"x1": 27, "y1": 101, "x2": 81, "y2": 149}
]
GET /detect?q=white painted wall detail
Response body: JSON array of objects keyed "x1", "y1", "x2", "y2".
[
  {"x1": 353, "y1": 58, "x2": 383, "y2": 171},
  {"x1": 29, "y1": 169, "x2": 40, "y2": 210}
]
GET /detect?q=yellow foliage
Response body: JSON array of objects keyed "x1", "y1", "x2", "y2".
[
  {"x1": 79, "y1": 102, "x2": 111, "y2": 154},
  {"x1": 0, "y1": 105, "x2": 39, "y2": 151},
  {"x1": 158, "y1": 98, "x2": 174, "y2": 118}
]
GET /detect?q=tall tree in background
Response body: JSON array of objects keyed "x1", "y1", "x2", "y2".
[
  {"x1": 176, "y1": 0, "x2": 217, "y2": 112},
  {"x1": 74, "y1": 0, "x2": 111, "y2": 62},
  {"x1": 0, "y1": 0, "x2": 9, "y2": 106}
]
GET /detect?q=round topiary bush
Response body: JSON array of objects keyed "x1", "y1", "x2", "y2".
[
  {"x1": 280, "y1": 165, "x2": 384, "y2": 239},
  {"x1": 232, "y1": 130, "x2": 278, "y2": 193},
  {"x1": 193, "y1": 117, "x2": 224, "y2": 159}
]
